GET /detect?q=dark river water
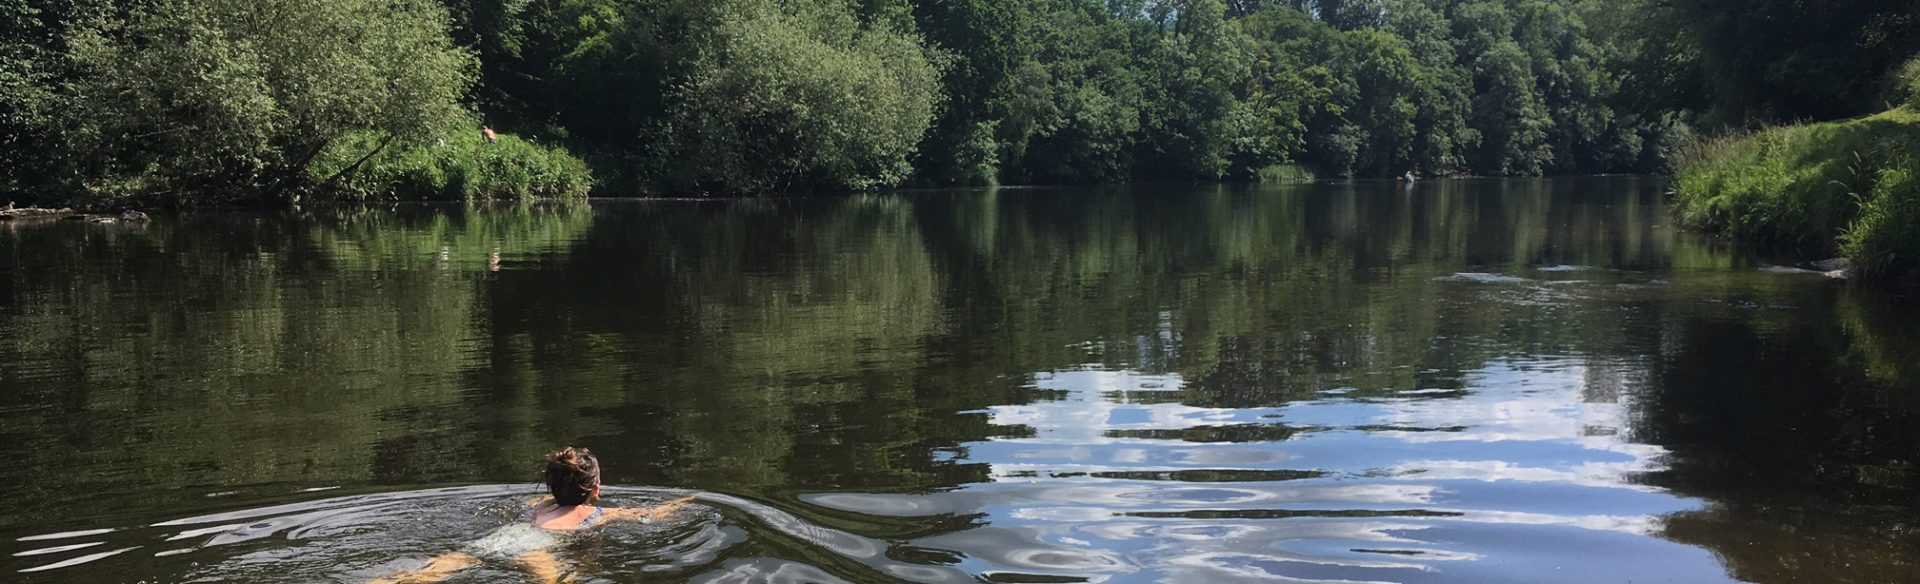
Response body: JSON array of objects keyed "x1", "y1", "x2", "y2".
[{"x1": 3, "y1": 178, "x2": 1919, "y2": 583}]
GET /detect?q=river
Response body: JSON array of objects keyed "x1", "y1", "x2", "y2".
[{"x1": 2, "y1": 177, "x2": 1917, "y2": 583}]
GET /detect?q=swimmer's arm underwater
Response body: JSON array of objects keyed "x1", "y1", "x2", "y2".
[
  {"x1": 603, "y1": 496, "x2": 695, "y2": 523},
  {"x1": 366, "y1": 553, "x2": 478, "y2": 584}
]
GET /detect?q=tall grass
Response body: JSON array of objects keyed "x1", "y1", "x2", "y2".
[
  {"x1": 1840, "y1": 166, "x2": 1920, "y2": 280},
  {"x1": 310, "y1": 126, "x2": 592, "y2": 201},
  {"x1": 1671, "y1": 108, "x2": 1920, "y2": 283}
]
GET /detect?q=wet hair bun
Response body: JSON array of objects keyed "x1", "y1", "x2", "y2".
[{"x1": 543, "y1": 447, "x2": 601, "y2": 506}]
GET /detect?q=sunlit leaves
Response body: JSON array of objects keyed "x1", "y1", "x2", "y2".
[{"x1": 59, "y1": 0, "x2": 476, "y2": 203}]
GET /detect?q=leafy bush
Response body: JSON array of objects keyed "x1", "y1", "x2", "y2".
[
  {"x1": 310, "y1": 126, "x2": 591, "y2": 201},
  {"x1": 664, "y1": 0, "x2": 942, "y2": 193},
  {"x1": 1840, "y1": 166, "x2": 1920, "y2": 280}
]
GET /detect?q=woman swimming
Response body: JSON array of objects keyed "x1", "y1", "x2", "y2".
[{"x1": 369, "y1": 447, "x2": 692, "y2": 584}]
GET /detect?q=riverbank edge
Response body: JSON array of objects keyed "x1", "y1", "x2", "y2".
[
  {"x1": 0, "y1": 207, "x2": 153, "y2": 224},
  {"x1": 1670, "y1": 108, "x2": 1920, "y2": 288}
]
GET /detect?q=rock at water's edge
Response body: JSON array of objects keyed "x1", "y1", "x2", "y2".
[{"x1": 1810, "y1": 258, "x2": 1850, "y2": 272}]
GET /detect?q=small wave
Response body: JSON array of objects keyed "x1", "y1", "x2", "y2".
[
  {"x1": 1758, "y1": 264, "x2": 1825, "y2": 275},
  {"x1": 11, "y1": 542, "x2": 104, "y2": 557},
  {"x1": 1433, "y1": 273, "x2": 1532, "y2": 284},
  {"x1": 1122, "y1": 508, "x2": 1464, "y2": 519},
  {"x1": 16, "y1": 547, "x2": 138, "y2": 573}
]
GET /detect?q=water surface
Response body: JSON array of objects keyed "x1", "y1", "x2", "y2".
[{"x1": 2, "y1": 178, "x2": 1918, "y2": 583}]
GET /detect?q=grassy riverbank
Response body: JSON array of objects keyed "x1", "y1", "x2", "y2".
[{"x1": 1671, "y1": 107, "x2": 1920, "y2": 284}]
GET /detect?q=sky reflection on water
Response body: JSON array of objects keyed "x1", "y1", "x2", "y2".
[{"x1": 800, "y1": 354, "x2": 1725, "y2": 583}]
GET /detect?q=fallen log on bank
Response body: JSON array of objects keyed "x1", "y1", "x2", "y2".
[{"x1": 0, "y1": 207, "x2": 75, "y2": 220}]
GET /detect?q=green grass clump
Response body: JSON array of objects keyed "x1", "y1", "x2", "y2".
[
  {"x1": 310, "y1": 126, "x2": 592, "y2": 201},
  {"x1": 1896, "y1": 57, "x2": 1920, "y2": 109},
  {"x1": 1671, "y1": 108, "x2": 1920, "y2": 282},
  {"x1": 1256, "y1": 163, "x2": 1317, "y2": 183},
  {"x1": 1841, "y1": 166, "x2": 1920, "y2": 279}
]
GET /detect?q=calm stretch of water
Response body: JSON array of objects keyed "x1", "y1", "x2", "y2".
[{"x1": 3, "y1": 178, "x2": 1918, "y2": 583}]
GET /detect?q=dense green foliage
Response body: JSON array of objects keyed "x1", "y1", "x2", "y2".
[
  {"x1": 1619, "y1": 1, "x2": 1920, "y2": 285},
  {"x1": 475, "y1": 0, "x2": 1689, "y2": 187},
  {"x1": 1673, "y1": 109, "x2": 1920, "y2": 282},
  {"x1": 310, "y1": 127, "x2": 592, "y2": 201},
  {"x1": 1592, "y1": 0, "x2": 1920, "y2": 126},
  {"x1": 0, "y1": 0, "x2": 104, "y2": 198},
  {"x1": 63, "y1": 0, "x2": 477, "y2": 203},
  {"x1": 433, "y1": 0, "x2": 943, "y2": 194},
  {"x1": 4, "y1": 0, "x2": 1919, "y2": 201},
  {"x1": 1, "y1": 0, "x2": 1701, "y2": 202},
  {"x1": 666, "y1": 1, "x2": 943, "y2": 192}
]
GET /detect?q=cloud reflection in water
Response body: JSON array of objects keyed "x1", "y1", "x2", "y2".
[{"x1": 805, "y1": 359, "x2": 1739, "y2": 583}]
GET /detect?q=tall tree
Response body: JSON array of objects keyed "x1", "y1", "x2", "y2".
[{"x1": 904, "y1": 0, "x2": 1029, "y2": 185}]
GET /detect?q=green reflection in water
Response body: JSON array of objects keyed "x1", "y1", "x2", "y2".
[{"x1": 0, "y1": 179, "x2": 1916, "y2": 583}]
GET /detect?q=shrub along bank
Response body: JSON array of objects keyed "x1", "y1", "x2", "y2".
[
  {"x1": 1672, "y1": 106, "x2": 1920, "y2": 285},
  {"x1": 310, "y1": 127, "x2": 591, "y2": 202}
]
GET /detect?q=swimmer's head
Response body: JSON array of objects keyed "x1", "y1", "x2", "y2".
[{"x1": 543, "y1": 447, "x2": 601, "y2": 506}]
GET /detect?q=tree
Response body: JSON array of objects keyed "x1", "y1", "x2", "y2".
[
  {"x1": 1590, "y1": 0, "x2": 1920, "y2": 126},
  {"x1": 998, "y1": 0, "x2": 1145, "y2": 184},
  {"x1": 59, "y1": 0, "x2": 475, "y2": 204},
  {"x1": 1, "y1": 0, "x2": 131, "y2": 200},
  {"x1": 1383, "y1": 0, "x2": 1473, "y2": 175},
  {"x1": 0, "y1": 0, "x2": 55, "y2": 197},
  {"x1": 665, "y1": 0, "x2": 943, "y2": 192},
  {"x1": 1136, "y1": 0, "x2": 1252, "y2": 180},
  {"x1": 903, "y1": 0, "x2": 1029, "y2": 186}
]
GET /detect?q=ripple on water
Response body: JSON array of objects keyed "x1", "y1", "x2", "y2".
[
  {"x1": 802, "y1": 358, "x2": 1745, "y2": 583},
  {"x1": 1432, "y1": 272, "x2": 1532, "y2": 284},
  {"x1": 691, "y1": 558, "x2": 855, "y2": 584},
  {"x1": 0, "y1": 361, "x2": 1758, "y2": 584},
  {"x1": 6, "y1": 485, "x2": 740, "y2": 581}
]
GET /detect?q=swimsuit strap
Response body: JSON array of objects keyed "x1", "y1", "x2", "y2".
[{"x1": 577, "y1": 506, "x2": 604, "y2": 529}]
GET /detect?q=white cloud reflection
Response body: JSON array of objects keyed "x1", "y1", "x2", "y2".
[{"x1": 859, "y1": 358, "x2": 1731, "y2": 583}]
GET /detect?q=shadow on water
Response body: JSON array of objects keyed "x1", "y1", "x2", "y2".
[{"x1": 1, "y1": 178, "x2": 1918, "y2": 582}]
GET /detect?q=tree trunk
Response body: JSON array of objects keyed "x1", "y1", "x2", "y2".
[
  {"x1": 316, "y1": 133, "x2": 396, "y2": 191},
  {"x1": 262, "y1": 140, "x2": 336, "y2": 203}
]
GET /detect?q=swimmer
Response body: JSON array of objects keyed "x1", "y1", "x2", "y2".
[{"x1": 368, "y1": 447, "x2": 693, "y2": 584}]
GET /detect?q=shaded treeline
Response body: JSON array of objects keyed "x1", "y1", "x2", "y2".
[
  {"x1": 1592, "y1": 0, "x2": 1920, "y2": 126},
  {"x1": 427, "y1": 0, "x2": 1689, "y2": 188},
  {"x1": 5, "y1": 0, "x2": 1919, "y2": 202}
]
